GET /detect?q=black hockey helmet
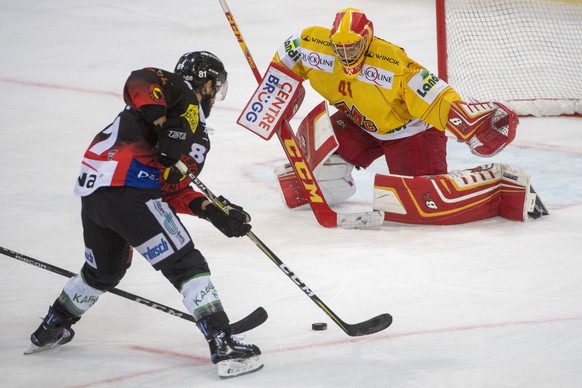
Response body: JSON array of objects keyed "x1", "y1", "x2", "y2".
[{"x1": 175, "y1": 51, "x2": 228, "y2": 101}]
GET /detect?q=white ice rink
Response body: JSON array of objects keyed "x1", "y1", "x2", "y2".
[{"x1": 1, "y1": 0, "x2": 581, "y2": 387}]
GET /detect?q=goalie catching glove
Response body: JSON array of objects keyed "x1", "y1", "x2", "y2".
[
  {"x1": 446, "y1": 101, "x2": 518, "y2": 157},
  {"x1": 189, "y1": 196, "x2": 252, "y2": 238}
]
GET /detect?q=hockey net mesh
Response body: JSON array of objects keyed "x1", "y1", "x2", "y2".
[{"x1": 440, "y1": 0, "x2": 582, "y2": 116}]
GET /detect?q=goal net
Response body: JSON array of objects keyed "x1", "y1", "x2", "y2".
[{"x1": 436, "y1": 0, "x2": 582, "y2": 116}]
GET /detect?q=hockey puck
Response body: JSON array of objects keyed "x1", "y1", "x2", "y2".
[{"x1": 312, "y1": 322, "x2": 327, "y2": 331}]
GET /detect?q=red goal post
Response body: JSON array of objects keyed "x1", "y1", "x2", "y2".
[{"x1": 436, "y1": 0, "x2": 582, "y2": 117}]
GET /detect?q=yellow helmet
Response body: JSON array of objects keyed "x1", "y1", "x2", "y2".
[{"x1": 330, "y1": 8, "x2": 374, "y2": 76}]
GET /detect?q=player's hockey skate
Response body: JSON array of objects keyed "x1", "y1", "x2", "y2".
[
  {"x1": 207, "y1": 331, "x2": 263, "y2": 378},
  {"x1": 24, "y1": 305, "x2": 78, "y2": 355}
]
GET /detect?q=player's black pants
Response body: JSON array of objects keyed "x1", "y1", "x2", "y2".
[{"x1": 80, "y1": 186, "x2": 210, "y2": 291}]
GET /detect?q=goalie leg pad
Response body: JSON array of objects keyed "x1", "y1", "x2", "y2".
[
  {"x1": 373, "y1": 164, "x2": 503, "y2": 225},
  {"x1": 275, "y1": 163, "x2": 310, "y2": 209},
  {"x1": 315, "y1": 155, "x2": 357, "y2": 205},
  {"x1": 276, "y1": 155, "x2": 356, "y2": 208},
  {"x1": 373, "y1": 163, "x2": 544, "y2": 224},
  {"x1": 499, "y1": 165, "x2": 548, "y2": 221}
]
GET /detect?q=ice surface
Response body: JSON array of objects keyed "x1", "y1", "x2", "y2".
[{"x1": 1, "y1": 0, "x2": 581, "y2": 387}]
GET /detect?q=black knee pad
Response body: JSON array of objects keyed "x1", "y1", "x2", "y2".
[
  {"x1": 158, "y1": 248, "x2": 210, "y2": 290},
  {"x1": 81, "y1": 263, "x2": 125, "y2": 292}
]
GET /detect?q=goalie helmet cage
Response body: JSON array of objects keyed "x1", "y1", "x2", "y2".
[{"x1": 436, "y1": 0, "x2": 582, "y2": 117}]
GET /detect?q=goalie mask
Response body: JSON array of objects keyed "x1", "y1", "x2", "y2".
[
  {"x1": 175, "y1": 51, "x2": 228, "y2": 116},
  {"x1": 330, "y1": 8, "x2": 374, "y2": 77}
]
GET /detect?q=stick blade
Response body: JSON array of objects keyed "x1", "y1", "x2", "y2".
[
  {"x1": 230, "y1": 307, "x2": 268, "y2": 334},
  {"x1": 347, "y1": 313, "x2": 393, "y2": 337}
]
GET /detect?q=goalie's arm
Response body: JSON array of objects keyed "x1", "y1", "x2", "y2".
[{"x1": 402, "y1": 68, "x2": 518, "y2": 157}]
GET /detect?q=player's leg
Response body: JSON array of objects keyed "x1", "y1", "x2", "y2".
[
  {"x1": 104, "y1": 188, "x2": 263, "y2": 377},
  {"x1": 26, "y1": 189, "x2": 128, "y2": 354},
  {"x1": 381, "y1": 123, "x2": 448, "y2": 176}
]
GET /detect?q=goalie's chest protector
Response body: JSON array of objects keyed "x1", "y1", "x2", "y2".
[{"x1": 280, "y1": 28, "x2": 410, "y2": 135}]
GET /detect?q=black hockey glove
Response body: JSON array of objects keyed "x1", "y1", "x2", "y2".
[
  {"x1": 191, "y1": 196, "x2": 252, "y2": 238},
  {"x1": 153, "y1": 117, "x2": 188, "y2": 167}
]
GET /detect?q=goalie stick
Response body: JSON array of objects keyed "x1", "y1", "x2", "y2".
[
  {"x1": 217, "y1": 0, "x2": 383, "y2": 229},
  {"x1": 0, "y1": 246, "x2": 267, "y2": 335},
  {"x1": 175, "y1": 161, "x2": 393, "y2": 336}
]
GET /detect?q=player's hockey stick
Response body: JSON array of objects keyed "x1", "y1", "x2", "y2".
[
  {"x1": 0, "y1": 246, "x2": 267, "y2": 334},
  {"x1": 175, "y1": 161, "x2": 392, "y2": 336},
  {"x1": 217, "y1": 0, "x2": 384, "y2": 229}
]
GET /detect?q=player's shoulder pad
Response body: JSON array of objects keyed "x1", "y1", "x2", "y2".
[
  {"x1": 276, "y1": 26, "x2": 334, "y2": 70},
  {"x1": 364, "y1": 38, "x2": 411, "y2": 73},
  {"x1": 299, "y1": 26, "x2": 334, "y2": 54}
]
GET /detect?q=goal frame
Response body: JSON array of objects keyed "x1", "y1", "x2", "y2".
[{"x1": 435, "y1": 0, "x2": 582, "y2": 117}]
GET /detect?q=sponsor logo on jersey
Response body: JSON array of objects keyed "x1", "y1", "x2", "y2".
[
  {"x1": 125, "y1": 159, "x2": 160, "y2": 189},
  {"x1": 365, "y1": 51, "x2": 400, "y2": 66},
  {"x1": 136, "y1": 233, "x2": 175, "y2": 265},
  {"x1": 357, "y1": 65, "x2": 394, "y2": 89},
  {"x1": 408, "y1": 69, "x2": 448, "y2": 104},
  {"x1": 302, "y1": 34, "x2": 331, "y2": 46},
  {"x1": 74, "y1": 158, "x2": 117, "y2": 197},
  {"x1": 301, "y1": 48, "x2": 335, "y2": 73},
  {"x1": 148, "y1": 84, "x2": 165, "y2": 103},
  {"x1": 167, "y1": 130, "x2": 186, "y2": 140},
  {"x1": 334, "y1": 101, "x2": 379, "y2": 133},
  {"x1": 181, "y1": 104, "x2": 200, "y2": 134},
  {"x1": 283, "y1": 36, "x2": 301, "y2": 63}
]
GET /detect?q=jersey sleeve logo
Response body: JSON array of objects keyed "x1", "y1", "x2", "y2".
[
  {"x1": 277, "y1": 34, "x2": 303, "y2": 70},
  {"x1": 181, "y1": 104, "x2": 200, "y2": 134},
  {"x1": 148, "y1": 84, "x2": 166, "y2": 104},
  {"x1": 408, "y1": 69, "x2": 448, "y2": 104}
]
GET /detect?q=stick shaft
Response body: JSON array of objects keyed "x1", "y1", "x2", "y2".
[{"x1": 0, "y1": 246, "x2": 267, "y2": 333}]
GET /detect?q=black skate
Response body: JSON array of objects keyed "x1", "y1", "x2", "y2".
[
  {"x1": 24, "y1": 306, "x2": 78, "y2": 355},
  {"x1": 528, "y1": 186, "x2": 549, "y2": 219},
  {"x1": 207, "y1": 331, "x2": 263, "y2": 378}
]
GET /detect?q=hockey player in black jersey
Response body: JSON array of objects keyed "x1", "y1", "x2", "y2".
[{"x1": 25, "y1": 51, "x2": 263, "y2": 378}]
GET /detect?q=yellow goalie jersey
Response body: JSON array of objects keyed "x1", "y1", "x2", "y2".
[{"x1": 273, "y1": 27, "x2": 461, "y2": 140}]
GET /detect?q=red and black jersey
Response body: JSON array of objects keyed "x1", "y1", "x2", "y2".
[{"x1": 74, "y1": 67, "x2": 209, "y2": 215}]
